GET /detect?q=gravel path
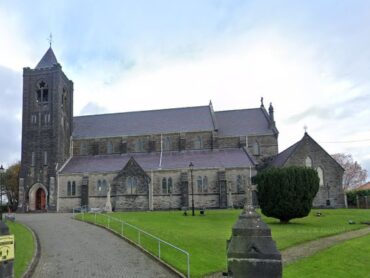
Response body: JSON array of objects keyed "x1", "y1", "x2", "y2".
[{"x1": 17, "y1": 213, "x2": 177, "y2": 278}]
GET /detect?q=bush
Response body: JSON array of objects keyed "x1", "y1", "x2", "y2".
[
  {"x1": 255, "y1": 166, "x2": 320, "y2": 223},
  {"x1": 346, "y1": 189, "x2": 370, "y2": 206}
]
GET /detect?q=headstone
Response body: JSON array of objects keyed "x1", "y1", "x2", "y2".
[
  {"x1": 227, "y1": 183, "x2": 282, "y2": 277},
  {"x1": 105, "y1": 183, "x2": 112, "y2": 212}
]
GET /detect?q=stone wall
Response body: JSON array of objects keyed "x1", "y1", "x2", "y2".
[
  {"x1": 285, "y1": 136, "x2": 345, "y2": 208},
  {"x1": 247, "y1": 135, "x2": 279, "y2": 163},
  {"x1": 57, "y1": 166, "x2": 254, "y2": 211}
]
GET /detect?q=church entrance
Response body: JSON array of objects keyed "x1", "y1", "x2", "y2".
[
  {"x1": 36, "y1": 188, "x2": 46, "y2": 210},
  {"x1": 28, "y1": 183, "x2": 48, "y2": 211}
]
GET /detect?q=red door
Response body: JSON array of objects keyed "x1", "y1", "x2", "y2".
[{"x1": 36, "y1": 188, "x2": 46, "y2": 210}]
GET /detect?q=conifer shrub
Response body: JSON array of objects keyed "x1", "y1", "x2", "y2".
[{"x1": 254, "y1": 166, "x2": 320, "y2": 223}]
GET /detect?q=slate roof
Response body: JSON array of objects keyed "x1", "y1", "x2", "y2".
[
  {"x1": 268, "y1": 141, "x2": 301, "y2": 167},
  {"x1": 35, "y1": 47, "x2": 59, "y2": 69},
  {"x1": 73, "y1": 106, "x2": 215, "y2": 139},
  {"x1": 215, "y1": 108, "x2": 275, "y2": 136},
  {"x1": 60, "y1": 148, "x2": 254, "y2": 174},
  {"x1": 72, "y1": 105, "x2": 276, "y2": 139}
]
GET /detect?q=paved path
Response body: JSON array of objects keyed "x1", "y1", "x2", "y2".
[
  {"x1": 281, "y1": 226, "x2": 370, "y2": 265},
  {"x1": 17, "y1": 213, "x2": 177, "y2": 278}
]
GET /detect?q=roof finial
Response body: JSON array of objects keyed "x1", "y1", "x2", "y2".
[
  {"x1": 47, "y1": 33, "x2": 53, "y2": 48},
  {"x1": 304, "y1": 125, "x2": 308, "y2": 134},
  {"x1": 260, "y1": 97, "x2": 264, "y2": 107}
]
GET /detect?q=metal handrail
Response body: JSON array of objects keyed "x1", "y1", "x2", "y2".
[{"x1": 73, "y1": 207, "x2": 190, "y2": 278}]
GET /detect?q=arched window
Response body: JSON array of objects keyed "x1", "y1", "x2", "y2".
[
  {"x1": 36, "y1": 81, "x2": 49, "y2": 103},
  {"x1": 61, "y1": 88, "x2": 67, "y2": 111},
  {"x1": 107, "y1": 141, "x2": 113, "y2": 154},
  {"x1": 127, "y1": 177, "x2": 132, "y2": 193},
  {"x1": 202, "y1": 176, "x2": 208, "y2": 193},
  {"x1": 80, "y1": 142, "x2": 87, "y2": 155},
  {"x1": 127, "y1": 177, "x2": 137, "y2": 194},
  {"x1": 252, "y1": 141, "x2": 260, "y2": 156},
  {"x1": 194, "y1": 136, "x2": 203, "y2": 149},
  {"x1": 317, "y1": 167, "x2": 324, "y2": 186},
  {"x1": 305, "y1": 156, "x2": 313, "y2": 168},
  {"x1": 97, "y1": 180, "x2": 102, "y2": 191},
  {"x1": 168, "y1": 177, "x2": 173, "y2": 194},
  {"x1": 197, "y1": 176, "x2": 203, "y2": 193},
  {"x1": 31, "y1": 152, "x2": 35, "y2": 166},
  {"x1": 237, "y1": 175, "x2": 245, "y2": 193},
  {"x1": 67, "y1": 181, "x2": 72, "y2": 196},
  {"x1": 102, "y1": 180, "x2": 107, "y2": 191},
  {"x1": 72, "y1": 181, "x2": 76, "y2": 195},
  {"x1": 132, "y1": 177, "x2": 137, "y2": 194},
  {"x1": 162, "y1": 177, "x2": 167, "y2": 194},
  {"x1": 136, "y1": 139, "x2": 145, "y2": 152},
  {"x1": 163, "y1": 137, "x2": 171, "y2": 151},
  {"x1": 44, "y1": 151, "x2": 48, "y2": 165}
]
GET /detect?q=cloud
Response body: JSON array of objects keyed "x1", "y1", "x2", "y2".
[
  {"x1": 0, "y1": 66, "x2": 22, "y2": 166},
  {"x1": 79, "y1": 102, "x2": 108, "y2": 116},
  {"x1": 0, "y1": 0, "x2": 370, "y2": 177}
]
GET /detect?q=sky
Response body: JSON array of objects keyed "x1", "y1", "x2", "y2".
[{"x1": 0, "y1": 0, "x2": 369, "y2": 180}]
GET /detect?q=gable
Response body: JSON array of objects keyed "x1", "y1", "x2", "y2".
[
  {"x1": 113, "y1": 157, "x2": 150, "y2": 183},
  {"x1": 284, "y1": 133, "x2": 344, "y2": 172}
]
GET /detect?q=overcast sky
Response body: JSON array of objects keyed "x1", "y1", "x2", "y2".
[{"x1": 0, "y1": 0, "x2": 369, "y2": 180}]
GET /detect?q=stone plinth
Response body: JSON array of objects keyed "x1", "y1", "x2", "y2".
[{"x1": 227, "y1": 206, "x2": 282, "y2": 278}]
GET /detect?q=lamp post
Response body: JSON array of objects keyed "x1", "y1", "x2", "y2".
[
  {"x1": 189, "y1": 162, "x2": 195, "y2": 216},
  {"x1": 0, "y1": 165, "x2": 4, "y2": 221}
]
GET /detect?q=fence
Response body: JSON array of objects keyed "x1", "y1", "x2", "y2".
[
  {"x1": 355, "y1": 195, "x2": 370, "y2": 209},
  {"x1": 73, "y1": 207, "x2": 190, "y2": 278}
]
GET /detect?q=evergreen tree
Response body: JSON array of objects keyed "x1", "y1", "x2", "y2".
[{"x1": 255, "y1": 166, "x2": 319, "y2": 223}]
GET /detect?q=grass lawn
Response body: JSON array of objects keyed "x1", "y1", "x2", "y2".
[
  {"x1": 284, "y1": 233, "x2": 370, "y2": 277},
  {"x1": 7, "y1": 221, "x2": 35, "y2": 278},
  {"x1": 77, "y1": 209, "x2": 370, "y2": 277}
]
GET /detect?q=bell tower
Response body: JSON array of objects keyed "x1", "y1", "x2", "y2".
[{"x1": 19, "y1": 47, "x2": 73, "y2": 211}]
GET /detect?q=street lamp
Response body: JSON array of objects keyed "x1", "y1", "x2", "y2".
[
  {"x1": 189, "y1": 162, "x2": 195, "y2": 216},
  {"x1": 0, "y1": 165, "x2": 4, "y2": 221}
]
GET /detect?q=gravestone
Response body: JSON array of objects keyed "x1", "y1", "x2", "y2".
[{"x1": 227, "y1": 182, "x2": 282, "y2": 277}]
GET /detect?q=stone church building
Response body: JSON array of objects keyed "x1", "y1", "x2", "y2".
[{"x1": 18, "y1": 47, "x2": 345, "y2": 212}]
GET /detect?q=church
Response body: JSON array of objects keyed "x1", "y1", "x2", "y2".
[{"x1": 18, "y1": 47, "x2": 346, "y2": 212}]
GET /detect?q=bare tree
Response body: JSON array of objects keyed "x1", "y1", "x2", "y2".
[{"x1": 332, "y1": 153, "x2": 368, "y2": 190}]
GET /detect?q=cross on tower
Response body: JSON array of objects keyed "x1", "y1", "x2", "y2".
[
  {"x1": 47, "y1": 33, "x2": 53, "y2": 47},
  {"x1": 304, "y1": 125, "x2": 308, "y2": 133}
]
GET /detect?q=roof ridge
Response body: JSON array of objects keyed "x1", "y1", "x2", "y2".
[
  {"x1": 215, "y1": 107, "x2": 261, "y2": 113},
  {"x1": 75, "y1": 105, "x2": 210, "y2": 118}
]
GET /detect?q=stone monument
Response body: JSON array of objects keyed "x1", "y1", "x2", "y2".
[
  {"x1": 227, "y1": 182, "x2": 282, "y2": 277},
  {"x1": 104, "y1": 183, "x2": 112, "y2": 212}
]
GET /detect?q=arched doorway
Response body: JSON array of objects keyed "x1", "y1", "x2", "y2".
[
  {"x1": 28, "y1": 183, "x2": 48, "y2": 211},
  {"x1": 36, "y1": 188, "x2": 46, "y2": 210}
]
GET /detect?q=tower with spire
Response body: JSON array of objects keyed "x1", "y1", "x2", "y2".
[{"x1": 19, "y1": 46, "x2": 73, "y2": 211}]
